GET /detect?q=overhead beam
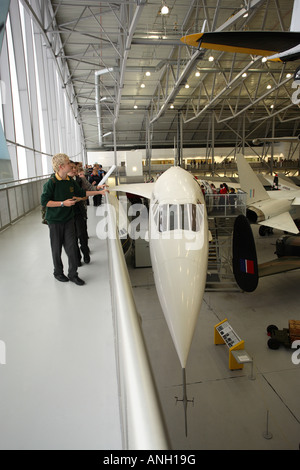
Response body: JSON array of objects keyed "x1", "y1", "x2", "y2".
[{"x1": 149, "y1": 0, "x2": 267, "y2": 126}]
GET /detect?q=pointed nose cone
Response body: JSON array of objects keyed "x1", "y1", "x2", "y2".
[{"x1": 154, "y1": 256, "x2": 207, "y2": 368}]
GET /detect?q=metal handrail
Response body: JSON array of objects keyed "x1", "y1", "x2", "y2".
[
  {"x1": 0, "y1": 176, "x2": 48, "y2": 231},
  {"x1": 105, "y1": 193, "x2": 169, "y2": 450},
  {"x1": 0, "y1": 174, "x2": 51, "y2": 189}
]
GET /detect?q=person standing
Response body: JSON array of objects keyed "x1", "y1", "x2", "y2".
[
  {"x1": 68, "y1": 162, "x2": 91, "y2": 266},
  {"x1": 218, "y1": 183, "x2": 228, "y2": 213},
  {"x1": 228, "y1": 187, "x2": 237, "y2": 214},
  {"x1": 41, "y1": 153, "x2": 108, "y2": 285},
  {"x1": 89, "y1": 167, "x2": 102, "y2": 206}
]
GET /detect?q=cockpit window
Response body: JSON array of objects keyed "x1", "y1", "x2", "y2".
[{"x1": 153, "y1": 203, "x2": 203, "y2": 232}]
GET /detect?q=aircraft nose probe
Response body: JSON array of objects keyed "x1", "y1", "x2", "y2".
[{"x1": 175, "y1": 368, "x2": 194, "y2": 437}]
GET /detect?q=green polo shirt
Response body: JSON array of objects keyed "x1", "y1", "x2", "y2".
[{"x1": 41, "y1": 173, "x2": 86, "y2": 224}]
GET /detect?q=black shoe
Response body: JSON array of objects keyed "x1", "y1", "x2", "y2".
[
  {"x1": 68, "y1": 275, "x2": 85, "y2": 286},
  {"x1": 84, "y1": 254, "x2": 90, "y2": 264},
  {"x1": 54, "y1": 274, "x2": 69, "y2": 282}
]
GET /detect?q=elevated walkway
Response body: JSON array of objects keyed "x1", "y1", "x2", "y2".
[{"x1": 0, "y1": 206, "x2": 122, "y2": 450}]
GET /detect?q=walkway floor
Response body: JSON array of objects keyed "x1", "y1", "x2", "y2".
[{"x1": 0, "y1": 206, "x2": 122, "y2": 450}]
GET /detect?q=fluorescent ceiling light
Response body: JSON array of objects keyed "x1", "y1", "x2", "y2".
[{"x1": 161, "y1": 5, "x2": 169, "y2": 15}]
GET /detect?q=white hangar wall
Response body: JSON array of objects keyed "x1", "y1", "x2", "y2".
[{"x1": 87, "y1": 142, "x2": 296, "y2": 169}]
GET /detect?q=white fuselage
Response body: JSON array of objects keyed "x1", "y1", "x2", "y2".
[
  {"x1": 235, "y1": 153, "x2": 300, "y2": 234},
  {"x1": 148, "y1": 167, "x2": 209, "y2": 368}
]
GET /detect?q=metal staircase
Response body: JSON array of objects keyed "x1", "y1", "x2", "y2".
[{"x1": 205, "y1": 193, "x2": 247, "y2": 291}]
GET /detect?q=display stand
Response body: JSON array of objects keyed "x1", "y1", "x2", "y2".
[{"x1": 214, "y1": 318, "x2": 252, "y2": 371}]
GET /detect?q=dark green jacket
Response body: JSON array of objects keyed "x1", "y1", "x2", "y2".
[{"x1": 41, "y1": 173, "x2": 86, "y2": 224}]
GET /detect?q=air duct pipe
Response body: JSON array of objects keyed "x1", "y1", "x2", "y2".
[
  {"x1": 95, "y1": 68, "x2": 113, "y2": 147},
  {"x1": 252, "y1": 136, "x2": 300, "y2": 144}
]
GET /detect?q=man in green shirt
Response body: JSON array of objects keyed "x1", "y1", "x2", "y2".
[{"x1": 41, "y1": 153, "x2": 108, "y2": 285}]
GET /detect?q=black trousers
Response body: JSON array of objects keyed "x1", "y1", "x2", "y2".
[
  {"x1": 74, "y1": 213, "x2": 89, "y2": 260},
  {"x1": 48, "y1": 218, "x2": 78, "y2": 278},
  {"x1": 93, "y1": 194, "x2": 102, "y2": 206}
]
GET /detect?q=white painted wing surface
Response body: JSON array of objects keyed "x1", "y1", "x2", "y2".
[
  {"x1": 258, "y1": 211, "x2": 299, "y2": 234},
  {"x1": 110, "y1": 183, "x2": 155, "y2": 200}
]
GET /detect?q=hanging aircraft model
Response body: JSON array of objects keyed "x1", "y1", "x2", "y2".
[
  {"x1": 181, "y1": 1, "x2": 300, "y2": 81},
  {"x1": 235, "y1": 153, "x2": 300, "y2": 235},
  {"x1": 110, "y1": 166, "x2": 211, "y2": 435}
]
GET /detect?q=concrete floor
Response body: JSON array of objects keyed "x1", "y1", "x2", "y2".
[
  {"x1": 128, "y1": 224, "x2": 300, "y2": 450},
  {"x1": 0, "y1": 205, "x2": 300, "y2": 450}
]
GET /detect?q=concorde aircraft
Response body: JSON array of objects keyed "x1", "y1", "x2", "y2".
[
  {"x1": 111, "y1": 166, "x2": 210, "y2": 371},
  {"x1": 181, "y1": 1, "x2": 300, "y2": 81},
  {"x1": 110, "y1": 166, "x2": 212, "y2": 435},
  {"x1": 235, "y1": 154, "x2": 300, "y2": 235}
]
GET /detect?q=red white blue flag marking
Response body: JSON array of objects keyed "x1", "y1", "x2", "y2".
[{"x1": 240, "y1": 258, "x2": 254, "y2": 274}]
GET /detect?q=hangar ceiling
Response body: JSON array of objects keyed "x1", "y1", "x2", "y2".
[{"x1": 25, "y1": 0, "x2": 300, "y2": 152}]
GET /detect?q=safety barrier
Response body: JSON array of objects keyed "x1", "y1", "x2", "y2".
[
  {"x1": 105, "y1": 193, "x2": 169, "y2": 450},
  {"x1": 0, "y1": 176, "x2": 49, "y2": 231}
]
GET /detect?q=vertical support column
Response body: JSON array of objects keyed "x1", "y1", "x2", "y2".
[
  {"x1": 146, "y1": 114, "x2": 152, "y2": 181},
  {"x1": 9, "y1": 0, "x2": 35, "y2": 177},
  {"x1": 242, "y1": 112, "x2": 245, "y2": 157},
  {"x1": 177, "y1": 111, "x2": 181, "y2": 167},
  {"x1": 180, "y1": 111, "x2": 183, "y2": 168},
  {"x1": 31, "y1": 19, "x2": 53, "y2": 164},
  {"x1": 0, "y1": 32, "x2": 17, "y2": 179},
  {"x1": 270, "y1": 116, "x2": 275, "y2": 175},
  {"x1": 23, "y1": 8, "x2": 42, "y2": 176},
  {"x1": 113, "y1": 121, "x2": 118, "y2": 186},
  {"x1": 211, "y1": 111, "x2": 215, "y2": 174}
]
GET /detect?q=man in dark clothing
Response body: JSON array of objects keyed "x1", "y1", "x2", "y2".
[
  {"x1": 68, "y1": 162, "x2": 90, "y2": 266},
  {"x1": 89, "y1": 167, "x2": 102, "y2": 206},
  {"x1": 273, "y1": 173, "x2": 279, "y2": 190},
  {"x1": 98, "y1": 164, "x2": 106, "y2": 180},
  {"x1": 41, "y1": 153, "x2": 108, "y2": 285},
  {"x1": 228, "y1": 188, "x2": 237, "y2": 213}
]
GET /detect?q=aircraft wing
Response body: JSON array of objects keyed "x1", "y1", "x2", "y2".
[
  {"x1": 258, "y1": 211, "x2": 299, "y2": 234},
  {"x1": 258, "y1": 256, "x2": 300, "y2": 277},
  {"x1": 110, "y1": 183, "x2": 155, "y2": 200},
  {"x1": 181, "y1": 31, "x2": 300, "y2": 61}
]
